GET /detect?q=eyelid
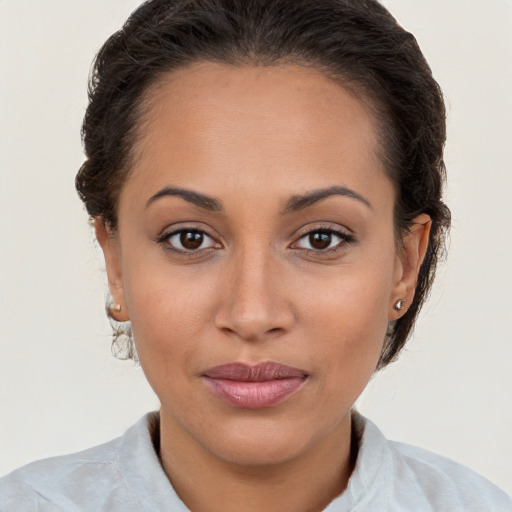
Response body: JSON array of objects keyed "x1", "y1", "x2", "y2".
[
  {"x1": 290, "y1": 224, "x2": 355, "y2": 252},
  {"x1": 156, "y1": 225, "x2": 222, "y2": 253},
  {"x1": 155, "y1": 223, "x2": 354, "y2": 255}
]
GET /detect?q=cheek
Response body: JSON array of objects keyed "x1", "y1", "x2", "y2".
[
  {"x1": 309, "y1": 288, "x2": 388, "y2": 369},
  {"x1": 122, "y1": 257, "x2": 218, "y2": 368},
  {"x1": 297, "y1": 256, "x2": 395, "y2": 377}
]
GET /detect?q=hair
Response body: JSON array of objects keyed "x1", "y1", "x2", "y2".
[{"x1": 76, "y1": 0, "x2": 450, "y2": 369}]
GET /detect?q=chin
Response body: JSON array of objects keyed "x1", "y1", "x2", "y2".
[
  {"x1": 209, "y1": 433, "x2": 310, "y2": 467},
  {"x1": 196, "y1": 415, "x2": 329, "y2": 467}
]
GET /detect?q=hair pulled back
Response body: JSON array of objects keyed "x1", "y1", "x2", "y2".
[{"x1": 76, "y1": 0, "x2": 450, "y2": 369}]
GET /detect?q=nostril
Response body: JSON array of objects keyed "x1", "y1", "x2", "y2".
[{"x1": 213, "y1": 290, "x2": 295, "y2": 341}]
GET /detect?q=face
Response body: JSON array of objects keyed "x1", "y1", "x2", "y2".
[{"x1": 98, "y1": 62, "x2": 428, "y2": 467}]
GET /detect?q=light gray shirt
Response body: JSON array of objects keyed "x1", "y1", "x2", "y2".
[{"x1": 1, "y1": 412, "x2": 511, "y2": 511}]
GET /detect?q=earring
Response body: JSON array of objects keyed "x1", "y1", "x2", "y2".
[
  {"x1": 394, "y1": 299, "x2": 404, "y2": 311},
  {"x1": 111, "y1": 304, "x2": 122, "y2": 313}
]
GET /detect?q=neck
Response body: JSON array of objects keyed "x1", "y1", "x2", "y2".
[{"x1": 158, "y1": 410, "x2": 356, "y2": 512}]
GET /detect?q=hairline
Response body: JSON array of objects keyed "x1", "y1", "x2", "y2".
[{"x1": 114, "y1": 58, "x2": 401, "y2": 237}]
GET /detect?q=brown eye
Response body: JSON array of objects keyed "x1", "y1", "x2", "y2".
[
  {"x1": 309, "y1": 231, "x2": 332, "y2": 250},
  {"x1": 164, "y1": 229, "x2": 218, "y2": 252},
  {"x1": 294, "y1": 228, "x2": 351, "y2": 252},
  {"x1": 180, "y1": 231, "x2": 204, "y2": 250}
]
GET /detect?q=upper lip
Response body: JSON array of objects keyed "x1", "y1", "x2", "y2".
[{"x1": 202, "y1": 362, "x2": 308, "y2": 381}]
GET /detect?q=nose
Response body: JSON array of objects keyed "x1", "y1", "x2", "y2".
[{"x1": 214, "y1": 246, "x2": 295, "y2": 342}]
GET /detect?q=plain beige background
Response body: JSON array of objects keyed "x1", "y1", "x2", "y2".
[{"x1": 1, "y1": 0, "x2": 511, "y2": 495}]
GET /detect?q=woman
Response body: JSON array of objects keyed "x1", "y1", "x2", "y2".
[{"x1": 1, "y1": 0, "x2": 511, "y2": 510}]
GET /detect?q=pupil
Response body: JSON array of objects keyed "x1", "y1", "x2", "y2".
[
  {"x1": 180, "y1": 231, "x2": 203, "y2": 250},
  {"x1": 310, "y1": 232, "x2": 331, "y2": 250}
]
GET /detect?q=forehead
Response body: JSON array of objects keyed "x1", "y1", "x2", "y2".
[{"x1": 124, "y1": 62, "x2": 391, "y2": 208}]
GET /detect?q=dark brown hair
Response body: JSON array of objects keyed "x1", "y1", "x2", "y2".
[{"x1": 76, "y1": 0, "x2": 450, "y2": 368}]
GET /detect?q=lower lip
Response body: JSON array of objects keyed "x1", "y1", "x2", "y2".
[{"x1": 203, "y1": 377, "x2": 306, "y2": 409}]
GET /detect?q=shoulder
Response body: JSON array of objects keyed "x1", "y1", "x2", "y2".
[
  {"x1": 0, "y1": 415, "x2": 158, "y2": 512},
  {"x1": 385, "y1": 433, "x2": 512, "y2": 510},
  {"x1": 392, "y1": 438, "x2": 508, "y2": 491},
  {"x1": 0, "y1": 438, "x2": 125, "y2": 512},
  {"x1": 347, "y1": 412, "x2": 512, "y2": 511}
]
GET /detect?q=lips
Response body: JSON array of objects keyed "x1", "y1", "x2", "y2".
[{"x1": 202, "y1": 362, "x2": 308, "y2": 409}]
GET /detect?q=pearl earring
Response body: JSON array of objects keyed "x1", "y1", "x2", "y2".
[
  {"x1": 111, "y1": 304, "x2": 122, "y2": 313},
  {"x1": 394, "y1": 299, "x2": 404, "y2": 311}
]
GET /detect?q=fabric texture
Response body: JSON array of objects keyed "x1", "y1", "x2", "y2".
[{"x1": 1, "y1": 412, "x2": 511, "y2": 511}]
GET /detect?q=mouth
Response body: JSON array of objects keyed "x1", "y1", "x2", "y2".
[{"x1": 202, "y1": 362, "x2": 309, "y2": 409}]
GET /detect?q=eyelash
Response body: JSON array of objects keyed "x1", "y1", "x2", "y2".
[
  {"x1": 156, "y1": 228, "x2": 220, "y2": 255},
  {"x1": 292, "y1": 226, "x2": 355, "y2": 255},
  {"x1": 156, "y1": 225, "x2": 354, "y2": 256}
]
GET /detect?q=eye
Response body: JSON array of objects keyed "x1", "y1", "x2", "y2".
[
  {"x1": 161, "y1": 229, "x2": 219, "y2": 252},
  {"x1": 294, "y1": 228, "x2": 352, "y2": 252}
]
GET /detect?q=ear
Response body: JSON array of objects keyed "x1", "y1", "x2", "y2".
[
  {"x1": 389, "y1": 214, "x2": 431, "y2": 320},
  {"x1": 94, "y1": 219, "x2": 130, "y2": 322}
]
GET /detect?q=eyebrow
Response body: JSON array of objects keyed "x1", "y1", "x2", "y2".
[
  {"x1": 282, "y1": 185, "x2": 372, "y2": 214},
  {"x1": 146, "y1": 186, "x2": 223, "y2": 211},
  {"x1": 146, "y1": 184, "x2": 371, "y2": 214}
]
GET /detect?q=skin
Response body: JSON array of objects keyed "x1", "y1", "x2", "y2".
[{"x1": 96, "y1": 62, "x2": 430, "y2": 512}]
